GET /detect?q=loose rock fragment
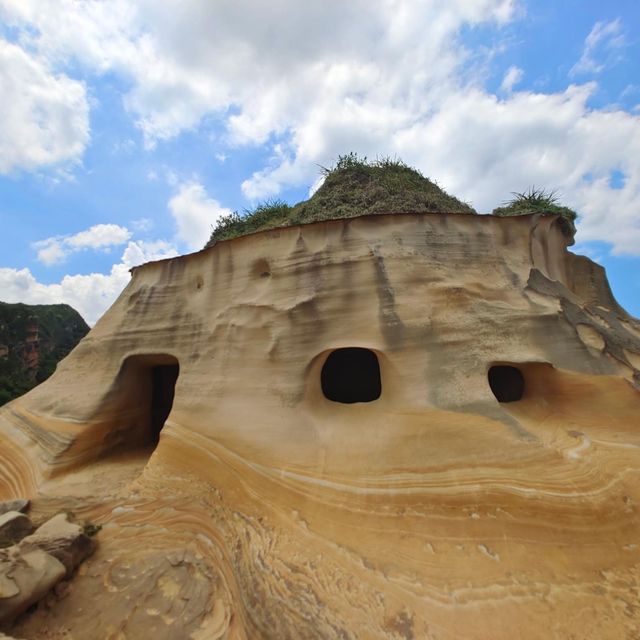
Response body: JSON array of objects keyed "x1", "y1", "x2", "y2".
[
  {"x1": 0, "y1": 513, "x2": 34, "y2": 548},
  {"x1": 19, "y1": 513, "x2": 96, "y2": 577},
  {"x1": 0, "y1": 548, "x2": 65, "y2": 624},
  {"x1": 0, "y1": 502, "x2": 29, "y2": 518}
]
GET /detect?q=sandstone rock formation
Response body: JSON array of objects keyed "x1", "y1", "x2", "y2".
[{"x1": 0, "y1": 211, "x2": 638, "y2": 638}]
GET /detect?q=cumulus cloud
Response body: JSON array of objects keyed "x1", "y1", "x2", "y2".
[
  {"x1": 0, "y1": 38, "x2": 89, "y2": 174},
  {"x1": 168, "y1": 182, "x2": 232, "y2": 251},
  {"x1": 570, "y1": 19, "x2": 625, "y2": 77},
  {"x1": 130, "y1": 218, "x2": 153, "y2": 232},
  {"x1": 32, "y1": 224, "x2": 132, "y2": 265},
  {"x1": 1, "y1": 0, "x2": 639, "y2": 260},
  {"x1": 394, "y1": 84, "x2": 640, "y2": 253},
  {"x1": 0, "y1": 240, "x2": 178, "y2": 325},
  {"x1": 0, "y1": 0, "x2": 515, "y2": 146},
  {"x1": 120, "y1": 239, "x2": 178, "y2": 269},
  {"x1": 500, "y1": 65, "x2": 523, "y2": 92}
]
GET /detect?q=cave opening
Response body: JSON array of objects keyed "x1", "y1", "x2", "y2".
[
  {"x1": 150, "y1": 364, "x2": 179, "y2": 444},
  {"x1": 321, "y1": 348, "x2": 381, "y2": 404},
  {"x1": 488, "y1": 365, "x2": 525, "y2": 403},
  {"x1": 105, "y1": 354, "x2": 180, "y2": 452}
]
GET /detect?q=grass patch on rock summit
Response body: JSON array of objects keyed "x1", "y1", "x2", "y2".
[
  {"x1": 206, "y1": 153, "x2": 476, "y2": 246},
  {"x1": 492, "y1": 188, "x2": 577, "y2": 239}
]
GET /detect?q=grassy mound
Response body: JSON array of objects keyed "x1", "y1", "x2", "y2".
[
  {"x1": 206, "y1": 154, "x2": 475, "y2": 245},
  {"x1": 492, "y1": 188, "x2": 577, "y2": 240}
]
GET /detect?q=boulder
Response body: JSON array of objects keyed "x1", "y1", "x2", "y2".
[
  {"x1": 0, "y1": 547, "x2": 65, "y2": 624},
  {"x1": 18, "y1": 513, "x2": 95, "y2": 577},
  {"x1": 0, "y1": 513, "x2": 33, "y2": 547},
  {"x1": 0, "y1": 501, "x2": 29, "y2": 517}
]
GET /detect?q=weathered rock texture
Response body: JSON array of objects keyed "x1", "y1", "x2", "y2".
[
  {"x1": 0, "y1": 512, "x2": 94, "y2": 625},
  {"x1": 0, "y1": 212, "x2": 638, "y2": 639},
  {"x1": 0, "y1": 503, "x2": 28, "y2": 518},
  {"x1": 18, "y1": 513, "x2": 95, "y2": 577},
  {"x1": 0, "y1": 548, "x2": 65, "y2": 625},
  {"x1": 0, "y1": 513, "x2": 33, "y2": 547}
]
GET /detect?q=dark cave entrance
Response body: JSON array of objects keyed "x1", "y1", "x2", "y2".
[
  {"x1": 321, "y1": 348, "x2": 381, "y2": 404},
  {"x1": 488, "y1": 365, "x2": 525, "y2": 403},
  {"x1": 150, "y1": 363, "x2": 179, "y2": 444},
  {"x1": 68, "y1": 354, "x2": 181, "y2": 473},
  {"x1": 106, "y1": 354, "x2": 180, "y2": 452}
]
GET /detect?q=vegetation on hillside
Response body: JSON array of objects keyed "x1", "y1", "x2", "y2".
[
  {"x1": 0, "y1": 302, "x2": 89, "y2": 406},
  {"x1": 206, "y1": 154, "x2": 476, "y2": 245},
  {"x1": 492, "y1": 188, "x2": 577, "y2": 239},
  {"x1": 205, "y1": 155, "x2": 579, "y2": 246}
]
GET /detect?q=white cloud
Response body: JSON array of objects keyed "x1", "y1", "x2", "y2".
[
  {"x1": 0, "y1": 0, "x2": 516, "y2": 146},
  {"x1": 1, "y1": 0, "x2": 640, "y2": 257},
  {"x1": 168, "y1": 182, "x2": 232, "y2": 251},
  {"x1": 394, "y1": 84, "x2": 640, "y2": 254},
  {"x1": 0, "y1": 38, "x2": 89, "y2": 174},
  {"x1": 33, "y1": 224, "x2": 132, "y2": 265},
  {"x1": 570, "y1": 19, "x2": 625, "y2": 77},
  {"x1": 500, "y1": 65, "x2": 523, "y2": 92},
  {"x1": 0, "y1": 240, "x2": 178, "y2": 325},
  {"x1": 65, "y1": 224, "x2": 131, "y2": 250},
  {"x1": 32, "y1": 239, "x2": 67, "y2": 266},
  {"x1": 308, "y1": 174, "x2": 325, "y2": 198},
  {"x1": 120, "y1": 239, "x2": 178, "y2": 268},
  {"x1": 131, "y1": 217, "x2": 153, "y2": 232}
]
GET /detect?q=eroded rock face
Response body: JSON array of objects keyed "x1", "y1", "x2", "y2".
[{"x1": 0, "y1": 212, "x2": 639, "y2": 639}]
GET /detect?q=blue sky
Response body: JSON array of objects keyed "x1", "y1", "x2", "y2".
[{"x1": 0, "y1": 0, "x2": 639, "y2": 323}]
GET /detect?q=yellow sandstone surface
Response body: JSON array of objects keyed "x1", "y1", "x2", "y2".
[{"x1": 0, "y1": 212, "x2": 639, "y2": 639}]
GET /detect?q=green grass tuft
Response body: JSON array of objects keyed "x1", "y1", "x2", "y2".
[
  {"x1": 492, "y1": 187, "x2": 577, "y2": 239},
  {"x1": 209, "y1": 199, "x2": 292, "y2": 243},
  {"x1": 206, "y1": 154, "x2": 475, "y2": 246},
  {"x1": 82, "y1": 521, "x2": 102, "y2": 537}
]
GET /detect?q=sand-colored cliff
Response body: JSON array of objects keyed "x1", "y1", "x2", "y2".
[{"x1": 0, "y1": 212, "x2": 639, "y2": 639}]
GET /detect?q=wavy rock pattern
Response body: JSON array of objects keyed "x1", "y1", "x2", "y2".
[{"x1": 0, "y1": 212, "x2": 639, "y2": 638}]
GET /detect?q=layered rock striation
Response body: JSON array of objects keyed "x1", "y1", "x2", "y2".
[{"x1": 0, "y1": 212, "x2": 638, "y2": 638}]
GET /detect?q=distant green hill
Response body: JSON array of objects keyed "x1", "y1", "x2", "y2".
[
  {"x1": 206, "y1": 154, "x2": 476, "y2": 246},
  {"x1": 0, "y1": 302, "x2": 89, "y2": 406}
]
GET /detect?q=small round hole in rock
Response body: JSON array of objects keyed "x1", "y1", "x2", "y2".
[
  {"x1": 488, "y1": 365, "x2": 524, "y2": 403},
  {"x1": 321, "y1": 348, "x2": 381, "y2": 404}
]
